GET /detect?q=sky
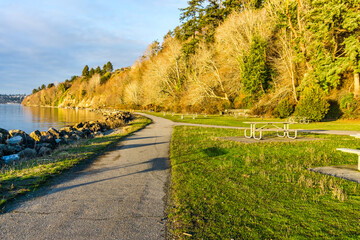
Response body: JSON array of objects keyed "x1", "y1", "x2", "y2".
[{"x1": 0, "y1": 0, "x2": 188, "y2": 94}]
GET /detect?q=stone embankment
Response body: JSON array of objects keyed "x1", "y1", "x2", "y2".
[{"x1": 0, "y1": 111, "x2": 132, "y2": 165}]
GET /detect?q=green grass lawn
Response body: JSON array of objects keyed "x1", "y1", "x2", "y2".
[
  {"x1": 0, "y1": 115, "x2": 151, "y2": 209},
  {"x1": 168, "y1": 126, "x2": 360, "y2": 239},
  {"x1": 145, "y1": 111, "x2": 360, "y2": 131}
]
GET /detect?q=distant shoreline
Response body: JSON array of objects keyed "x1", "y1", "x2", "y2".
[{"x1": 0, "y1": 94, "x2": 27, "y2": 104}]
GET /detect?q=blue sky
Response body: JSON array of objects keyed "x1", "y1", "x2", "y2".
[{"x1": 0, "y1": 0, "x2": 188, "y2": 94}]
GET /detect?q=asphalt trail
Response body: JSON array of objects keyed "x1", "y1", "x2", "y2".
[{"x1": 0, "y1": 113, "x2": 173, "y2": 240}]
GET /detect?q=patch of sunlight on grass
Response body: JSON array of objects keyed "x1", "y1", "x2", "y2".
[{"x1": 168, "y1": 126, "x2": 360, "y2": 239}]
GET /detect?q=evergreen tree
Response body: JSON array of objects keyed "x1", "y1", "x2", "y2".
[
  {"x1": 306, "y1": 0, "x2": 360, "y2": 93},
  {"x1": 102, "y1": 64, "x2": 107, "y2": 75},
  {"x1": 95, "y1": 66, "x2": 101, "y2": 74},
  {"x1": 241, "y1": 36, "x2": 271, "y2": 97},
  {"x1": 47, "y1": 83, "x2": 55, "y2": 88},
  {"x1": 70, "y1": 75, "x2": 77, "y2": 82},
  {"x1": 202, "y1": 0, "x2": 226, "y2": 42},
  {"x1": 223, "y1": 0, "x2": 262, "y2": 11},
  {"x1": 177, "y1": 0, "x2": 253, "y2": 55},
  {"x1": 179, "y1": 0, "x2": 205, "y2": 41},
  {"x1": 178, "y1": 0, "x2": 256, "y2": 43},
  {"x1": 41, "y1": 84, "x2": 46, "y2": 90},
  {"x1": 82, "y1": 65, "x2": 89, "y2": 76},
  {"x1": 106, "y1": 61, "x2": 113, "y2": 72},
  {"x1": 89, "y1": 68, "x2": 95, "y2": 76}
]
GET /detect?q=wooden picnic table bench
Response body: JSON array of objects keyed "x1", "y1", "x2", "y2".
[{"x1": 244, "y1": 121, "x2": 298, "y2": 140}]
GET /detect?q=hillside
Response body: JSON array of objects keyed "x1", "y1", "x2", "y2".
[{"x1": 23, "y1": 0, "x2": 360, "y2": 121}]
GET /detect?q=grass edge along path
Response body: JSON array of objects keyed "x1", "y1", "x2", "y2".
[
  {"x1": 167, "y1": 126, "x2": 360, "y2": 239},
  {"x1": 0, "y1": 115, "x2": 151, "y2": 210},
  {"x1": 144, "y1": 111, "x2": 360, "y2": 132}
]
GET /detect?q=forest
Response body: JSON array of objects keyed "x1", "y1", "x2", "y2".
[{"x1": 23, "y1": 0, "x2": 360, "y2": 121}]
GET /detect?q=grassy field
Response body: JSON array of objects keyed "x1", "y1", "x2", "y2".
[
  {"x1": 0, "y1": 115, "x2": 151, "y2": 209},
  {"x1": 168, "y1": 126, "x2": 360, "y2": 239},
  {"x1": 145, "y1": 111, "x2": 360, "y2": 131}
]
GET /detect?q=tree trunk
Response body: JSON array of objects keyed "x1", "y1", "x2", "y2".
[{"x1": 354, "y1": 71, "x2": 360, "y2": 96}]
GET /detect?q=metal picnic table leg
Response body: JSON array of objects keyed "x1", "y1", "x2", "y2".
[
  {"x1": 276, "y1": 123, "x2": 287, "y2": 138},
  {"x1": 286, "y1": 123, "x2": 297, "y2": 139},
  {"x1": 253, "y1": 123, "x2": 263, "y2": 140},
  {"x1": 244, "y1": 123, "x2": 254, "y2": 138}
]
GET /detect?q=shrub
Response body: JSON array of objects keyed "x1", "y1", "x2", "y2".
[
  {"x1": 340, "y1": 93, "x2": 358, "y2": 119},
  {"x1": 273, "y1": 98, "x2": 294, "y2": 118},
  {"x1": 100, "y1": 72, "x2": 111, "y2": 85},
  {"x1": 294, "y1": 84, "x2": 329, "y2": 121},
  {"x1": 58, "y1": 83, "x2": 66, "y2": 93}
]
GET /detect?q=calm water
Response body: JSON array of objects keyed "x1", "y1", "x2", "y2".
[{"x1": 0, "y1": 104, "x2": 103, "y2": 133}]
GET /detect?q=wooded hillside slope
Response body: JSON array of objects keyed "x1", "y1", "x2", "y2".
[{"x1": 23, "y1": 0, "x2": 360, "y2": 121}]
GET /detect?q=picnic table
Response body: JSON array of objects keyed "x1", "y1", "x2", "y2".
[{"x1": 244, "y1": 121, "x2": 298, "y2": 140}]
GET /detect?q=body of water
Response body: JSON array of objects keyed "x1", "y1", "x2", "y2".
[{"x1": 0, "y1": 104, "x2": 103, "y2": 133}]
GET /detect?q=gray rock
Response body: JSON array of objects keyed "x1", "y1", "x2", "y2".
[
  {"x1": 74, "y1": 122, "x2": 84, "y2": 130},
  {"x1": 2, "y1": 154, "x2": 20, "y2": 163},
  {"x1": 9, "y1": 129, "x2": 26, "y2": 137},
  {"x1": 40, "y1": 135, "x2": 56, "y2": 148},
  {"x1": 5, "y1": 145, "x2": 23, "y2": 154},
  {"x1": 0, "y1": 144, "x2": 7, "y2": 153},
  {"x1": 0, "y1": 128, "x2": 9, "y2": 136},
  {"x1": 30, "y1": 130, "x2": 42, "y2": 142},
  {"x1": 95, "y1": 132, "x2": 104, "y2": 137},
  {"x1": 0, "y1": 128, "x2": 10, "y2": 144},
  {"x1": 23, "y1": 135, "x2": 35, "y2": 148},
  {"x1": 81, "y1": 128, "x2": 92, "y2": 138},
  {"x1": 70, "y1": 134, "x2": 81, "y2": 141},
  {"x1": 74, "y1": 130, "x2": 85, "y2": 138},
  {"x1": 55, "y1": 138, "x2": 68, "y2": 145},
  {"x1": 48, "y1": 128, "x2": 60, "y2": 138},
  {"x1": 35, "y1": 143, "x2": 53, "y2": 152},
  {"x1": 18, "y1": 148, "x2": 37, "y2": 159},
  {"x1": 38, "y1": 147, "x2": 52, "y2": 156},
  {"x1": 6, "y1": 135, "x2": 23, "y2": 145},
  {"x1": 60, "y1": 126, "x2": 75, "y2": 133},
  {"x1": 9, "y1": 130, "x2": 35, "y2": 148},
  {"x1": 89, "y1": 123, "x2": 102, "y2": 132}
]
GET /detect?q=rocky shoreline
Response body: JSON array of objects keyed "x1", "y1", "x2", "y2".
[{"x1": 0, "y1": 111, "x2": 133, "y2": 165}]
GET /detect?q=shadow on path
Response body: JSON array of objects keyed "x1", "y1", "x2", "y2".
[
  {"x1": 1, "y1": 135, "x2": 168, "y2": 214},
  {"x1": 50, "y1": 157, "x2": 169, "y2": 195}
]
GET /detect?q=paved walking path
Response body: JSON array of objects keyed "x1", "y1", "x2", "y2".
[
  {"x1": 0, "y1": 113, "x2": 174, "y2": 240},
  {"x1": 1, "y1": 113, "x2": 359, "y2": 239}
]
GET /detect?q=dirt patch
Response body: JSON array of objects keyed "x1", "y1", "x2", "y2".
[
  {"x1": 310, "y1": 165, "x2": 360, "y2": 184},
  {"x1": 220, "y1": 136, "x2": 326, "y2": 144}
]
